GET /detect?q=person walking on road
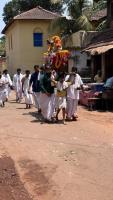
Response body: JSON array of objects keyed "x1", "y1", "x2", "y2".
[
  {"x1": 2, "y1": 69, "x2": 12, "y2": 101},
  {"x1": 40, "y1": 66, "x2": 55, "y2": 122},
  {"x1": 13, "y1": 68, "x2": 23, "y2": 102},
  {"x1": 66, "y1": 67, "x2": 84, "y2": 121},
  {"x1": 22, "y1": 70, "x2": 33, "y2": 109},
  {"x1": 29, "y1": 65, "x2": 41, "y2": 112},
  {"x1": 0, "y1": 71, "x2": 8, "y2": 107}
]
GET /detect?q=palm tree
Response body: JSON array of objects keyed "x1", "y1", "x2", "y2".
[
  {"x1": 92, "y1": 0, "x2": 107, "y2": 31},
  {"x1": 49, "y1": 0, "x2": 107, "y2": 36},
  {"x1": 49, "y1": 0, "x2": 94, "y2": 36}
]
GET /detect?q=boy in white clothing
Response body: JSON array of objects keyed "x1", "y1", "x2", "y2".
[
  {"x1": 66, "y1": 67, "x2": 83, "y2": 121},
  {"x1": 13, "y1": 68, "x2": 23, "y2": 102},
  {"x1": 52, "y1": 73, "x2": 70, "y2": 124}
]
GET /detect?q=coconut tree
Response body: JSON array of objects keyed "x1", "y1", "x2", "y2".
[
  {"x1": 93, "y1": 0, "x2": 107, "y2": 31},
  {"x1": 50, "y1": 0, "x2": 107, "y2": 36},
  {"x1": 50, "y1": 0, "x2": 94, "y2": 36}
]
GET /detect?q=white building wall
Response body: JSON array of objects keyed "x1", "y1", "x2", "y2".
[{"x1": 68, "y1": 50, "x2": 91, "y2": 76}]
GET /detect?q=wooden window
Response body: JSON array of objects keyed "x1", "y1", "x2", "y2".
[{"x1": 33, "y1": 33, "x2": 43, "y2": 47}]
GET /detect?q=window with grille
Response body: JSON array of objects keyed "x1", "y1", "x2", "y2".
[{"x1": 33, "y1": 33, "x2": 43, "y2": 47}]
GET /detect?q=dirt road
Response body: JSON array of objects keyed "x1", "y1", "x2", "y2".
[{"x1": 0, "y1": 94, "x2": 113, "y2": 200}]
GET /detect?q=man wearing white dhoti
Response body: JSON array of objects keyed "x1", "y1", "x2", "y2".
[
  {"x1": 2, "y1": 69, "x2": 12, "y2": 100},
  {"x1": 40, "y1": 66, "x2": 55, "y2": 123},
  {"x1": 66, "y1": 67, "x2": 83, "y2": 121},
  {"x1": 13, "y1": 68, "x2": 23, "y2": 102},
  {"x1": 22, "y1": 70, "x2": 33, "y2": 109},
  {"x1": 0, "y1": 71, "x2": 7, "y2": 107}
]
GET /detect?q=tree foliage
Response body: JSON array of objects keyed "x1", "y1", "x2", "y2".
[
  {"x1": 3, "y1": 0, "x2": 64, "y2": 24},
  {"x1": 0, "y1": 36, "x2": 6, "y2": 57},
  {"x1": 93, "y1": 0, "x2": 107, "y2": 11},
  {"x1": 3, "y1": 0, "x2": 108, "y2": 34},
  {"x1": 50, "y1": 0, "x2": 94, "y2": 35},
  {"x1": 50, "y1": 0, "x2": 107, "y2": 36}
]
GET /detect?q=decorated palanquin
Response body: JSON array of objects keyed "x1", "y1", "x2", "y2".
[{"x1": 44, "y1": 36, "x2": 70, "y2": 71}]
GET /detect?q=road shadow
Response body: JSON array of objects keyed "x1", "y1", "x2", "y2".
[
  {"x1": 18, "y1": 159, "x2": 59, "y2": 197},
  {"x1": 9, "y1": 100, "x2": 25, "y2": 105},
  {"x1": 23, "y1": 111, "x2": 68, "y2": 125},
  {"x1": 80, "y1": 99, "x2": 113, "y2": 113},
  {"x1": 8, "y1": 100, "x2": 17, "y2": 104},
  {"x1": 23, "y1": 111, "x2": 44, "y2": 124},
  {"x1": 0, "y1": 156, "x2": 32, "y2": 200},
  {"x1": 81, "y1": 105, "x2": 107, "y2": 113}
]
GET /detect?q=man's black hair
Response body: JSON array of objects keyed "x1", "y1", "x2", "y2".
[
  {"x1": 3, "y1": 69, "x2": 8, "y2": 73},
  {"x1": 40, "y1": 65, "x2": 45, "y2": 71},
  {"x1": 17, "y1": 68, "x2": 21, "y2": 71},
  {"x1": 25, "y1": 70, "x2": 30, "y2": 74},
  {"x1": 58, "y1": 72, "x2": 65, "y2": 80},
  {"x1": 72, "y1": 67, "x2": 77, "y2": 73},
  {"x1": 34, "y1": 65, "x2": 39, "y2": 69}
]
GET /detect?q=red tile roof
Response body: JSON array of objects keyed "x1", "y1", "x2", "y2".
[
  {"x1": 14, "y1": 6, "x2": 61, "y2": 20},
  {"x1": 2, "y1": 6, "x2": 61, "y2": 34},
  {"x1": 90, "y1": 8, "x2": 107, "y2": 21},
  {"x1": 84, "y1": 29, "x2": 113, "y2": 54},
  {"x1": 90, "y1": 29, "x2": 113, "y2": 45}
]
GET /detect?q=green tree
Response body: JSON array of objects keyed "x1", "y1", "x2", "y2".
[
  {"x1": 0, "y1": 36, "x2": 6, "y2": 57},
  {"x1": 3, "y1": 0, "x2": 64, "y2": 24},
  {"x1": 93, "y1": 0, "x2": 107, "y2": 31},
  {"x1": 50, "y1": 0, "x2": 107, "y2": 36},
  {"x1": 93, "y1": 0, "x2": 107, "y2": 10},
  {"x1": 50, "y1": 0, "x2": 94, "y2": 36}
]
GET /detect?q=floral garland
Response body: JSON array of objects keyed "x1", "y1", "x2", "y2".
[{"x1": 44, "y1": 36, "x2": 70, "y2": 69}]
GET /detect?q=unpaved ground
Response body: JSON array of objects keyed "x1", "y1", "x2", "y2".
[
  {"x1": 0, "y1": 156, "x2": 32, "y2": 200},
  {"x1": 0, "y1": 94, "x2": 113, "y2": 200}
]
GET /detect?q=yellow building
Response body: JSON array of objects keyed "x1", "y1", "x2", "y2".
[{"x1": 2, "y1": 6, "x2": 60, "y2": 75}]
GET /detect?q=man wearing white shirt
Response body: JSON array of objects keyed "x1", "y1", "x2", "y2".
[
  {"x1": 13, "y1": 68, "x2": 23, "y2": 102},
  {"x1": 66, "y1": 67, "x2": 83, "y2": 121},
  {"x1": 0, "y1": 71, "x2": 7, "y2": 107},
  {"x1": 2, "y1": 69, "x2": 12, "y2": 101}
]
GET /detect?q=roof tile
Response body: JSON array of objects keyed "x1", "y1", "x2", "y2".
[
  {"x1": 84, "y1": 29, "x2": 113, "y2": 50},
  {"x1": 14, "y1": 6, "x2": 61, "y2": 20},
  {"x1": 2, "y1": 6, "x2": 61, "y2": 34}
]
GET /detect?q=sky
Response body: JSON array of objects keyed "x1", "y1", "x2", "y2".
[{"x1": 0, "y1": 0, "x2": 10, "y2": 37}]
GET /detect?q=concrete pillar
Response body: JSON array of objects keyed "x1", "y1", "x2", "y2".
[
  {"x1": 68, "y1": 58, "x2": 74, "y2": 72},
  {"x1": 101, "y1": 53, "x2": 106, "y2": 80},
  {"x1": 91, "y1": 56, "x2": 94, "y2": 81}
]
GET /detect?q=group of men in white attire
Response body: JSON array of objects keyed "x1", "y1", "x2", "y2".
[
  {"x1": 13, "y1": 68, "x2": 34, "y2": 108},
  {"x1": 0, "y1": 66, "x2": 83, "y2": 124}
]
